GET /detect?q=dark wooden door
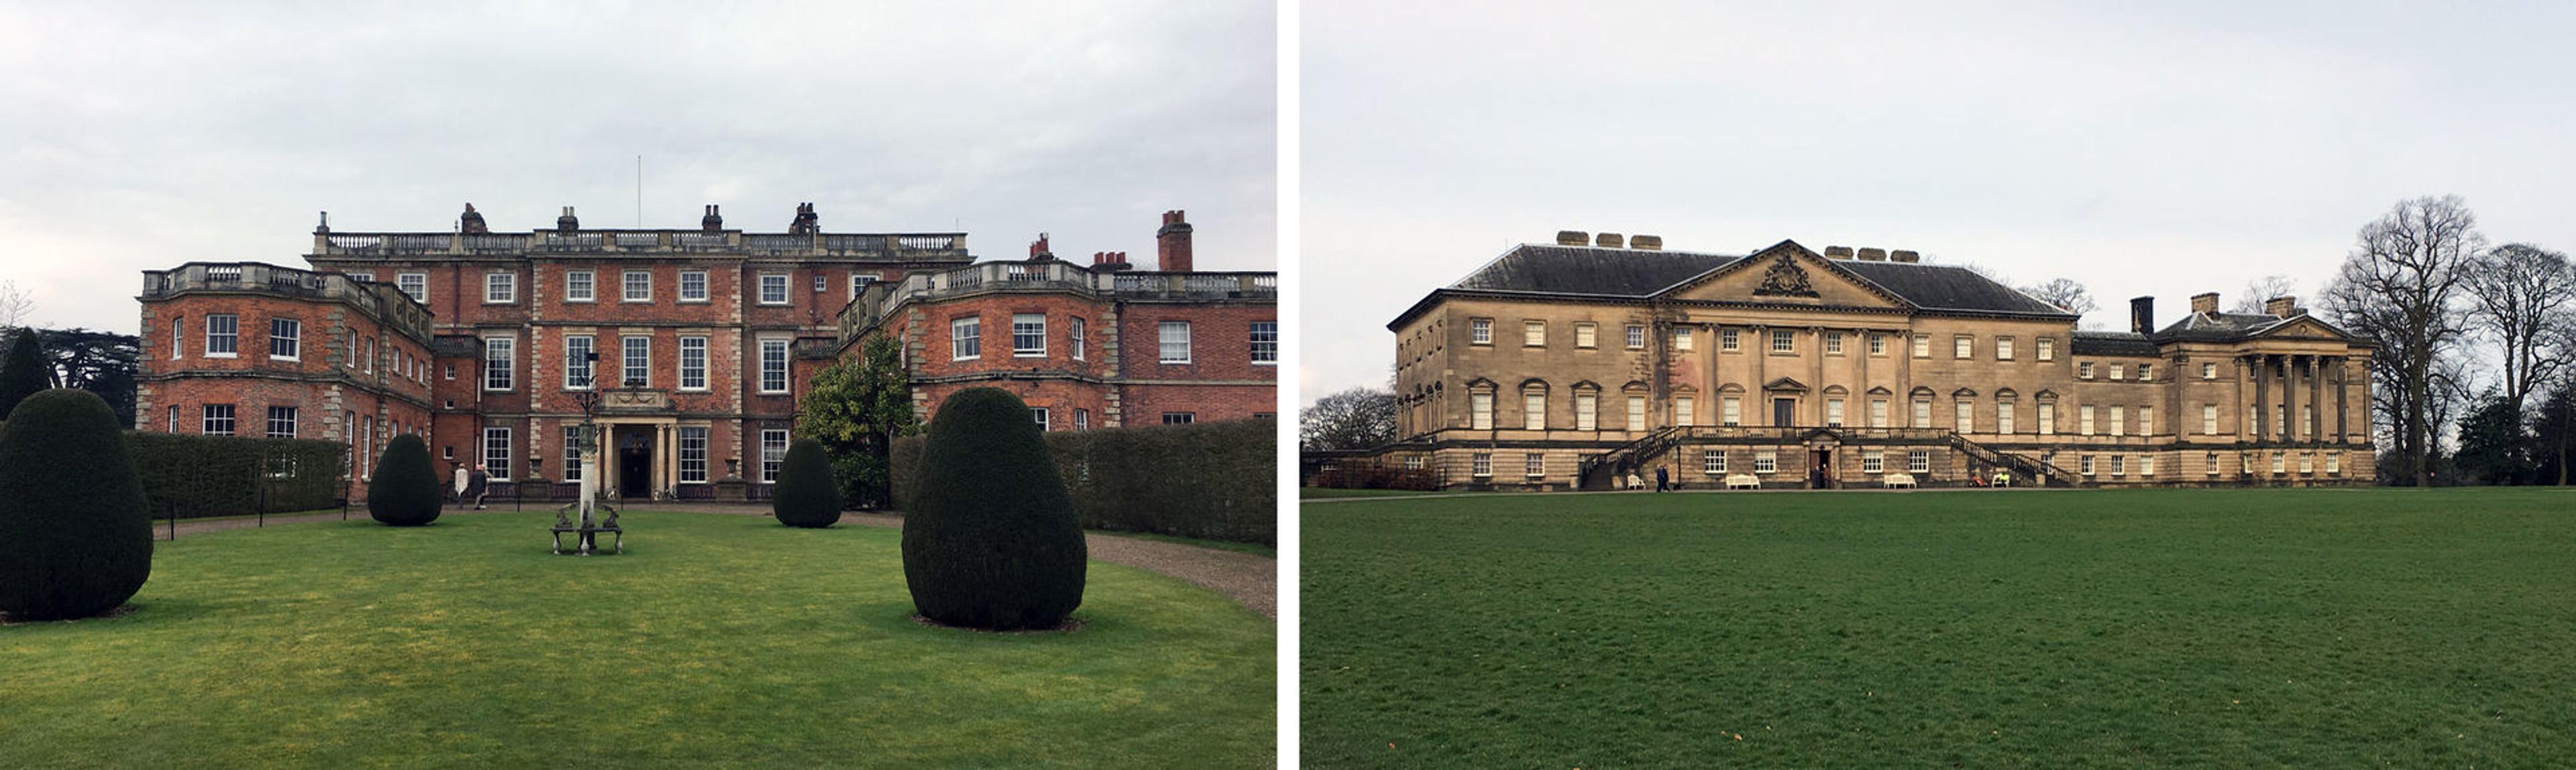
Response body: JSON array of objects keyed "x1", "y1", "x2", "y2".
[
  {"x1": 617, "y1": 427, "x2": 652, "y2": 497},
  {"x1": 1773, "y1": 398, "x2": 1796, "y2": 427}
]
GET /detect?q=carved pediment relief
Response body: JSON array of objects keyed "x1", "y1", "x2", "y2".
[{"x1": 1752, "y1": 252, "x2": 1817, "y2": 298}]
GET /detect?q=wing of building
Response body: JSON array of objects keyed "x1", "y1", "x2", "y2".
[
  {"x1": 136, "y1": 204, "x2": 1274, "y2": 502},
  {"x1": 1360, "y1": 233, "x2": 2373, "y2": 490}
]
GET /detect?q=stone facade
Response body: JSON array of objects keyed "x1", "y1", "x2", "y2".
[{"x1": 1367, "y1": 237, "x2": 2375, "y2": 490}]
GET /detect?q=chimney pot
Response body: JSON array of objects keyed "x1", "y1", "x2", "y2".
[
  {"x1": 1629, "y1": 234, "x2": 1663, "y2": 251},
  {"x1": 1595, "y1": 233, "x2": 1623, "y2": 248},
  {"x1": 1030, "y1": 232, "x2": 1051, "y2": 260},
  {"x1": 1556, "y1": 230, "x2": 1589, "y2": 246},
  {"x1": 2131, "y1": 296, "x2": 2155, "y2": 334},
  {"x1": 1156, "y1": 211, "x2": 1194, "y2": 272},
  {"x1": 556, "y1": 206, "x2": 579, "y2": 232}
]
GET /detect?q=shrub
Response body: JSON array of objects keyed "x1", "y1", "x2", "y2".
[
  {"x1": 902, "y1": 388, "x2": 1085, "y2": 630},
  {"x1": 127, "y1": 433, "x2": 347, "y2": 518},
  {"x1": 0, "y1": 328, "x2": 44, "y2": 418},
  {"x1": 0, "y1": 389, "x2": 152, "y2": 620},
  {"x1": 773, "y1": 438, "x2": 842, "y2": 528},
  {"x1": 892, "y1": 418, "x2": 1276, "y2": 545},
  {"x1": 368, "y1": 434, "x2": 441, "y2": 527}
]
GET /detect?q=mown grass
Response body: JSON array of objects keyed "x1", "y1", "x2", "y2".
[
  {"x1": 1303, "y1": 488, "x2": 2576, "y2": 767},
  {"x1": 1298, "y1": 487, "x2": 1456, "y2": 500},
  {"x1": 1, "y1": 510, "x2": 1273, "y2": 768}
]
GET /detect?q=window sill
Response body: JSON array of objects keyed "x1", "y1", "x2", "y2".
[
  {"x1": 1252, "y1": 361, "x2": 1277, "y2": 366},
  {"x1": 484, "y1": 301, "x2": 517, "y2": 305},
  {"x1": 207, "y1": 352, "x2": 237, "y2": 359},
  {"x1": 1160, "y1": 360, "x2": 1192, "y2": 365},
  {"x1": 952, "y1": 356, "x2": 980, "y2": 362},
  {"x1": 757, "y1": 301, "x2": 790, "y2": 307},
  {"x1": 623, "y1": 298, "x2": 655, "y2": 304},
  {"x1": 566, "y1": 298, "x2": 595, "y2": 303},
  {"x1": 1014, "y1": 352, "x2": 1046, "y2": 358}
]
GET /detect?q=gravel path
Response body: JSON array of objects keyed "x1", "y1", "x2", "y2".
[{"x1": 158, "y1": 504, "x2": 1276, "y2": 619}]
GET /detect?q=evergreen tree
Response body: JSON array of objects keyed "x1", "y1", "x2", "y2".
[
  {"x1": 368, "y1": 434, "x2": 442, "y2": 526},
  {"x1": 0, "y1": 328, "x2": 46, "y2": 419},
  {"x1": 2453, "y1": 392, "x2": 2534, "y2": 485},
  {"x1": 0, "y1": 388, "x2": 152, "y2": 620},
  {"x1": 773, "y1": 439, "x2": 842, "y2": 527},
  {"x1": 794, "y1": 335, "x2": 918, "y2": 508},
  {"x1": 902, "y1": 388, "x2": 1085, "y2": 630}
]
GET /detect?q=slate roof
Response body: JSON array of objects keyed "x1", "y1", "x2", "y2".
[
  {"x1": 1448, "y1": 245, "x2": 1739, "y2": 296},
  {"x1": 2070, "y1": 331, "x2": 2161, "y2": 357},
  {"x1": 1402, "y1": 243, "x2": 2074, "y2": 325},
  {"x1": 2152, "y1": 311, "x2": 2291, "y2": 341}
]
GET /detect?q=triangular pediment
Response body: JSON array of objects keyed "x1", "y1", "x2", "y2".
[
  {"x1": 2253, "y1": 315, "x2": 2353, "y2": 342},
  {"x1": 1763, "y1": 377, "x2": 1809, "y2": 392},
  {"x1": 1658, "y1": 241, "x2": 1912, "y2": 309}
]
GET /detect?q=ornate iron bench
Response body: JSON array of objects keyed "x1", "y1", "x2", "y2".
[{"x1": 552, "y1": 501, "x2": 623, "y2": 555}]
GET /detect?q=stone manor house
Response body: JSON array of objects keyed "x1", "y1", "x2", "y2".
[
  {"x1": 1358, "y1": 233, "x2": 2374, "y2": 490},
  {"x1": 136, "y1": 203, "x2": 1276, "y2": 500}
]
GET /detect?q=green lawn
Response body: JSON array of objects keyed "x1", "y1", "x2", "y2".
[
  {"x1": 1, "y1": 510, "x2": 1273, "y2": 768},
  {"x1": 1299, "y1": 487, "x2": 1454, "y2": 500},
  {"x1": 1303, "y1": 488, "x2": 2576, "y2": 767}
]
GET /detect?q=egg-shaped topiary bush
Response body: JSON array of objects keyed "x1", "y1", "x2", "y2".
[
  {"x1": 0, "y1": 388, "x2": 153, "y2": 620},
  {"x1": 368, "y1": 433, "x2": 442, "y2": 527},
  {"x1": 901, "y1": 388, "x2": 1085, "y2": 630},
  {"x1": 772, "y1": 438, "x2": 843, "y2": 528}
]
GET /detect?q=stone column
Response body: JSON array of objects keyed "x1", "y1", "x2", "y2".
[
  {"x1": 2256, "y1": 355, "x2": 2277, "y2": 440},
  {"x1": 2333, "y1": 356, "x2": 2350, "y2": 441},
  {"x1": 2283, "y1": 355, "x2": 2302, "y2": 442},
  {"x1": 2310, "y1": 355, "x2": 2326, "y2": 441}
]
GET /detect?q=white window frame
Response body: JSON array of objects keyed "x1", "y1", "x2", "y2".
[
  {"x1": 1911, "y1": 335, "x2": 1930, "y2": 358},
  {"x1": 952, "y1": 317, "x2": 981, "y2": 360},
  {"x1": 1625, "y1": 324, "x2": 1646, "y2": 349},
  {"x1": 482, "y1": 335, "x2": 515, "y2": 392},
  {"x1": 759, "y1": 337, "x2": 791, "y2": 394},
  {"x1": 2037, "y1": 337, "x2": 2055, "y2": 362},
  {"x1": 483, "y1": 427, "x2": 513, "y2": 481},
  {"x1": 1573, "y1": 323, "x2": 1597, "y2": 349},
  {"x1": 1996, "y1": 337, "x2": 2014, "y2": 361},
  {"x1": 1953, "y1": 335, "x2": 1972, "y2": 359},
  {"x1": 202, "y1": 404, "x2": 235, "y2": 435},
  {"x1": 170, "y1": 317, "x2": 184, "y2": 360},
  {"x1": 1575, "y1": 392, "x2": 1599, "y2": 430},
  {"x1": 1720, "y1": 396, "x2": 1740, "y2": 427},
  {"x1": 1825, "y1": 332, "x2": 1843, "y2": 355},
  {"x1": 1771, "y1": 329, "x2": 1794, "y2": 353},
  {"x1": 1031, "y1": 407, "x2": 1051, "y2": 431},
  {"x1": 1012, "y1": 313, "x2": 1047, "y2": 357},
  {"x1": 1675, "y1": 396, "x2": 1695, "y2": 426},
  {"x1": 266, "y1": 406, "x2": 297, "y2": 439},
  {"x1": 1075, "y1": 408, "x2": 1089, "y2": 430},
  {"x1": 761, "y1": 429, "x2": 790, "y2": 482},
  {"x1": 1703, "y1": 449, "x2": 1728, "y2": 476},
  {"x1": 1524, "y1": 453, "x2": 1546, "y2": 478},
  {"x1": 566, "y1": 270, "x2": 595, "y2": 302},
  {"x1": 396, "y1": 273, "x2": 427, "y2": 305},
  {"x1": 485, "y1": 272, "x2": 517, "y2": 304},
  {"x1": 1250, "y1": 321, "x2": 1277, "y2": 365},
  {"x1": 1470, "y1": 392, "x2": 1494, "y2": 430},
  {"x1": 679, "y1": 270, "x2": 709, "y2": 302},
  {"x1": 1862, "y1": 450, "x2": 1884, "y2": 474},
  {"x1": 1625, "y1": 395, "x2": 1646, "y2": 432},
  {"x1": 268, "y1": 317, "x2": 301, "y2": 361},
  {"x1": 1955, "y1": 400, "x2": 1974, "y2": 433},
  {"x1": 2203, "y1": 404, "x2": 2219, "y2": 435},
  {"x1": 1159, "y1": 321, "x2": 1192, "y2": 364},
  {"x1": 1754, "y1": 450, "x2": 1778, "y2": 474},
  {"x1": 205, "y1": 313, "x2": 239, "y2": 357},
  {"x1": 1996, "y1": 399, "x2": 2015, "y2": 434},
  {"x1": 564, "y1": 335, "x2": 594, "y2": 390},
  {"x1": 1471, "y1": 453, "x2": 1493, "y2": 478},
  {"x1": 2109, "y1": 405, "x2": 2127, "y2": 437},
  {"x1": 2202, "y1": 362, "x2": 2218, "y2": 380},
  {"x1": 679, "y1": 336, "x2": 708, "y2": 391},
  {"x1": 2080, "y1": 404, "x2": 2096, "y2": 436},
  {"x1": 1470, "y1": 318, "x2": 1492, "y2": 345},
  {"x1": 624, "y1": 270, "x2": 654, "y2": 302},
  {"x1": 679, "y1": 426, "x2": 708, "y2": 483},
  {"x1": 1523, "y1": 391, "x2": 1547, "y2": 431},
  {"x1": 562, "y1": 426, "x2": 586, "y2": 482},
  {"x1": 1870, "y1": 398, "x2": 1888, "y2": 428},
  {"x1": 1071, "y1": 318, "x2": 1089, "y2": 361},
  {"x1": 1826, "y1": 397, "x2": 1845, "y2": 427},
  {"x1": 1677, "y1": 327, "x2": 1697, "y2": 351},
  {"x1": 1716, "y1": 328, "x2": 1734, "y2": 351},
  {"x1": 758, "y1": 274, "x2": 790, "y2": 305},
  {"x1": 1907, "y1": 449, "x2": 1931, "y2": 474},
  {"x1": 1523, "y1": 320, "x2": 1546, "y2": 347},
  {"x1": 621, "y1": 335, "x2": 651, "y2": 388}
]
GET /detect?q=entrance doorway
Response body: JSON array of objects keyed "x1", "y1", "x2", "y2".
[
  {"x1": 1809, "y1": 446, "x2": 1835, "y2": 489},
  {"x1": 616, "y1": 426, "x2": 653, "y2": 498}
]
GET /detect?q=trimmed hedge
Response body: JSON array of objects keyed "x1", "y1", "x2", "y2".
[
  {"x1": 0, "y1": 389, "x2": 152, "y2": 620},
  {"x1": 773, "y1": 439, "x2": 842, "y2": 528},
  {"x1": 127, "y1": 432, "x2": 349, "y2": 518},
  {"x1": 893, "y1": 418, "x2": 1275, "y2": 545},
  {"x1": 0, "y1": 328, "x2": 44, "y2": 418},
  {"x1": 369, "y1": 434, "x2": 441, "y2": 527},
  {"x1": 902, "y1": 388, "x2": 1085, "y2": 630}
]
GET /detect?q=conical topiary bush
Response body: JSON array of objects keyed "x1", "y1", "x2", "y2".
[
  {"x1": 773, "y1": 438, "x2": 843, "y2": 528},
  {"x1": 0, "y1": 328, "x2": 45, "y2": 419},
  {"x1": 368, "y1": 433, "x2": 441, "y2": 527},
  {"x1": 0, "y1": 388, "x2": 152, "y2": 620},
  {"x1": 902, "y1": 388, "x2": 1085, "y2": 630}
]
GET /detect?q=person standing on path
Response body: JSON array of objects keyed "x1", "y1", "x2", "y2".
[
  {"x1": 467, "y1": 463, "x2": 490, "y2": 510},
  {"x1": 1654, "y1": 466, "x2": 1669, "y2": 492},
  {"x1": 451, "y1": 463, "x2": 469, "y2": 508}
]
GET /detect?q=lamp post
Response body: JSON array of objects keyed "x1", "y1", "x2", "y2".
[{"x1": 564, "y1": 349, "x2": 607, "y2": 554}]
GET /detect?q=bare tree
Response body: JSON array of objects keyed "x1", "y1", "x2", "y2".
[
  {"x1": 2462, "y1": 243, "x2": 2576, "y2": 421},
  {"x1": 0, "y1": 279, "x2": 33, "y2": 332},
  {"x1": 2321, "y1": 195, "x2": 2482, "y2": 486},
  {"x1": 2019, "y1": 278, "x2": 2098, "y2": 317},
  {"x1": 1301, "y1": 386, "x2": 1399, "y2": 451},
  {"x1": 2231, "y1": 275, "x2": 2301, "y2": 314}
]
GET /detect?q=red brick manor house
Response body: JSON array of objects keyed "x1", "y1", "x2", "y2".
[{"x1": 136, "y1": 203, "x2": 1276, "y2": 500}]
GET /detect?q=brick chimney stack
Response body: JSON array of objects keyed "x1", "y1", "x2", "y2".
[
  {"x1": 557, "y1": 206, "x2": 580, "y2": 232},
  {"x1": 2190, "y1": 292, "x2": 2220, "y2": 315},
  {"x1": 1029, "y1": 232, "x2": 1053, "y2": 260},
  {"x1": 1093, "y1": 251, "x2": 1132, "y2": 271},
  {"x1": 1157, "y1": 210, "x2": 1194, "y2": 272},
  {"x1": 460, "y1": 203, "x2": 488, "y2": 234},
  {"x1": 2264, "y1": 296, "x2": 2299, "y2": 318},
  {"x1": 702, "y1": 204, "x2": 722, "y2": 233},
  {"x1": 2131, "y1": 296, "x2": 2155, "y2": 334}
]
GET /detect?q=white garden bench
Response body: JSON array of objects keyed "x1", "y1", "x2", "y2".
[
  {"x1": 1882, "y1": 473, "x2": 1917, "y2": 489},
  {"x1": 1725, "y1": 474, "x2": 1762, "y2": 490}
]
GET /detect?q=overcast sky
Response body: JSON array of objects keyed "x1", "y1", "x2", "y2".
[
  {"x1": 0, "y1": 1, "x2": 1275, "y2": 332},
  {"x1": 1301, "y1": 1, "x2": 2576, "y2": 401}
]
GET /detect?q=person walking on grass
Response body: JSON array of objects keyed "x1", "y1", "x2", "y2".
[
  {"x1": 1654, "y1": 465, "x2": 1669, "y2": 492},
  {"x1": 451, "y1": 463, "x2": 469, "y2": 508},
  {"x1": 467, "y1": 463, "x2": 490, "y2": 510}
]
